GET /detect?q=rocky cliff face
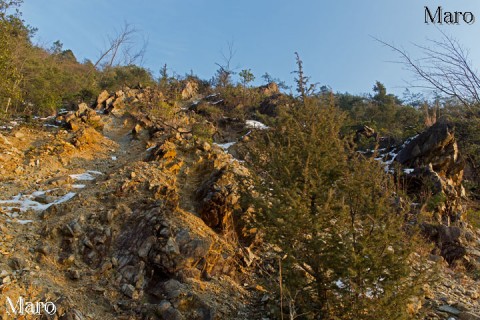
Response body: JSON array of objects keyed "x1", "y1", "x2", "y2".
[{"x1": 376, "y1": 122, "x2": 473, "y2": 266}]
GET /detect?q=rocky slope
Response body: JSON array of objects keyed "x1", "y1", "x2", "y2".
[
  {"x1": 0, "y1": 87, "x2": 480, "y2": 319},
  {"x1": 0, "y1": 89, "x2": 263, "y2": 319}
]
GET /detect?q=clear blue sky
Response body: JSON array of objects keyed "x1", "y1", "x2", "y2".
[{"x1": 21, "y1": 0, "x2": 480, "y2": 96}]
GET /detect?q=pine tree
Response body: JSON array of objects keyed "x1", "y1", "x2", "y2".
[{"x1": 247, "y1": 76, "x2": 431, "y2": 319}]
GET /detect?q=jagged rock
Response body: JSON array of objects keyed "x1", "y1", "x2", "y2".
[
  {"x1": 395, "y1": 122, "x2": 465, "y2": 224},
  {"x1": 64, "y1": 112, "x2": 76, "y2": 124},
  {"x1": 196, "y1": 169, "x2": 239, "y2": 230},
  {"x1": 132, "y1": 123, "x2": 143, "y2": 135},
  {"x1": 121, "y1": 283, "x2": 137, "y2": 299},
  {"x1": 110, "y1": 97, "x2": 126, "y2": 116},
  {"x1": 65, "y1": 220, "x2": 83, "y2": 237},
  {"x1": 181, "y1": 80, "x2": 198, "y2": 99},
  {"x1": 258, "y1": 82, "x2": 279, "y2": 96},
  {"x1": 162, "y1": 279, "x2": 184, "y2": 299},
  {"x1": 97, "y1": 90, "x2": 110, "y2": 108},
  {"x1": 76, "y1": 103, "x2": 89, "y2": 116},
  {"x1": 156, "y1": 300, "x2": 184, "y2": 320}
]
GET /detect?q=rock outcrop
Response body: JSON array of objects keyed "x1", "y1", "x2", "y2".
[
  {"x1": 95, "y1": 86, "x2": 165, "y2": 115},
  {"x1": 56, "y1": 102, "x2": 104, "y2": 131},
  {"x1": 181, "y1": 80, "x2": 199, "y2": 99},
  {"x1": 395, "y1": 122, "x2": 465, "y2": 225}
]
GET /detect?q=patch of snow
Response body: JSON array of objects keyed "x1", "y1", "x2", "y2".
[
  {"x1": 87, "y1": 170, "x2": 103, "y2": 175},
  {"x1": 211, "y1": 99, "x2": 224, "y2": 105},
  {"x1": 229, "y1": 158, "x2": 244, "y2": 164},
  {"x1": 146, "y1": 145, "x2": 157, "y2": 152},
  {"x1": 55, "y1": 192, "x2": 76, "y2": 204},
  {"x1": 246, "y1": 120, "x2": 269, "y2": 130},
  {"x1": 0, "y1": 191, "x2": 76, "y2": 213},
  {"x1": 15, "y1": 219, "x2": 34, "y2": 225},
  {"x1": 206, "y1": 93, "x2": 219, "y2": 99},
  {"x1": 403, "y1": 168, "x2": 414, "y2": 174},
  {"x1": 72, "y1": 184, "x2": 86, "y2": 189},
  {"x1": 335, "y1": 279, "x2": 346, "y2": 289},
  {"x1": 70, "y1": 173, "x2": 96, "y2": 181},
  {"x1": 214, "y1": 142, "x2": 236, "y2": 150},
  {"x1": 31, "y1": 190, "x2": 47, "y2": 197},
  {"x1": 43, "y1": 124, "x2": 59, "y2": 128},
  {"x1": 111, "y1": 156, "x2": 117, "y2": 161}
]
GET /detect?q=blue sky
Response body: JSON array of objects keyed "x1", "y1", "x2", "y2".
[{"x1": 21, "y1": 0, "x2": 480, "y2": 96}]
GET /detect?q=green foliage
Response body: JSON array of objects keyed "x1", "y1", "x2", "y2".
[
  {"x1": 99, "y1": 65, "x2": 154, "y2": 91},
  {"x1": 247, "y1": 93, "x2": 430, "y2": 319},
  {"x1": 0, "y1": 0, "x2": 27, "y2": 116},
  {"x1": 191, "y1": 117, "x2": 215, "y2": 142},
  {"x1": 426, "y1": 192, "x2": 447, "y2": 212},
  {"x1": 466, "y1": 208, "x2": 480, "y2": 229},
  {"x1": 337, "y1": 83, "x2": 424, "y2": 141},
  {"x1": 239, "y1": 69, "x2": 255, "y2": 88},
  {"x1": 261, "y1": 72, "x2": 289, "y2": 90}
]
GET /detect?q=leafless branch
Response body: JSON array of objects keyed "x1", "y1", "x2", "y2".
[
  {"x1": 214, "y1": 41, "x2": 237, "y2": 87},
  {"x1": 94, "y1": 21, "x2": 147, "y2": 69},
  {"x1": 374, "y1": 31, "x2": 480, "y2": 109}
]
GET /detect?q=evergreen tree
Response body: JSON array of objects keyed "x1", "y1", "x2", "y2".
[{"x1": 247, "y1": 85, "x2": 431, "y2": 320}]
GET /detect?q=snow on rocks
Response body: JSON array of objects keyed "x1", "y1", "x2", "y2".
[
  {"x1": 214, "y1": 142, "x2": 236, "y2": 151},
  {"x1": 146, "y1": 145, "x2": 157, "y2": 152},
  {"x1": 0, "y1": 190, "x2": 77, "y2": 215},
  {"x1": 70, "y1": 173, "x2": 96, "y2": 181},
  {"x1": 370, "y1": 134, "x2": 419, "y2": 174},
  {"x1": 69, "y1": 170, "x2": 103, "y2": 181},
  {"x1": 245, "y1": 120, "x2": 269, "y2": 130}
]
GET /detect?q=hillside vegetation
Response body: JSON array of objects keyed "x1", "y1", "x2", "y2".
[{"x1": 1, "y1": 2, "x2": 480, "y2": 319}]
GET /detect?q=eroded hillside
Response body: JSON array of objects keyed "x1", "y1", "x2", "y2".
[{"x1": 0, "y1": 86, "x2": 479, "y2": 320}]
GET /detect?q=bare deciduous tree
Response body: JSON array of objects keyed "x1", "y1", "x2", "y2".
[
  {"x1": 94, "y1": 21, "x2": 148, "y2": 70},
  {"x1": 376, "y1": 31, "x2": 480, "y2": 109},
  {"x1": 214, "y1": 41, "x2": 236, "y2": 87}
]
